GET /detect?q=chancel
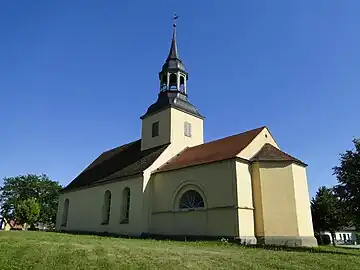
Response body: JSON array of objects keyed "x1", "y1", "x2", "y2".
[{"x1": 56, "y1": 16, "x2": 317, "y2": 247}]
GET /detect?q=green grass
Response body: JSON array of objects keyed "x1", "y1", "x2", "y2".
[{"x1": 0, "y1": 231, "x2": 358, "y2": 269}]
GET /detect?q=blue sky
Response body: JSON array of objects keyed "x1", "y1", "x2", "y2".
[{"x1": 1, "y1": 1, "x2": 359, "y2": 198}]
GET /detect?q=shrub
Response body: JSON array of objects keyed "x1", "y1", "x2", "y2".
[{"x1": 315, "y1": 234, "x2": 331, "y2": 245}]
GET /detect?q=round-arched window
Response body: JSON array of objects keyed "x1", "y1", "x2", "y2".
[
  {"x1": 169, "y1": 73, "x2": 177, "y2": 90},
  {"x1": 179, "y1": 190, "x2": 204, "y2": 209}
]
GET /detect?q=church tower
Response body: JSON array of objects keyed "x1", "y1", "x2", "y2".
[{"x1": 141, "y1": 16, "x2": 204, "y2": 151}]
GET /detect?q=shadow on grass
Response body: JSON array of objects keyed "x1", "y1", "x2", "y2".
[
  {"x1": 245, "y1": 244, "x2": 359, "y2": 256},
  {"x1": 54, "y1": 230, "x2": 359, "y2": 257}
]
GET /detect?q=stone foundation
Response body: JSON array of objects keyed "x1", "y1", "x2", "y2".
[
  {"x1": 236, "y1": 236, "x2": 257, "y2": 245},
  {"x1": 256, "y1": 236, "x2": 318, "y2": 247}
]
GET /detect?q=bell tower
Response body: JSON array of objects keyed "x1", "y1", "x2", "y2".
[{"x1": 140, "y1": 15, "x2": 204, "y2": 151}]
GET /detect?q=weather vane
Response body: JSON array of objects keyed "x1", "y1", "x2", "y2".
[{"x1": 173, "y1": 13, "x2": 178, "y2": 27}]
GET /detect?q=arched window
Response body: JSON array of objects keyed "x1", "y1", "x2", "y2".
[
  {"x1": 61, "y1": 199, "x2": 69, "y2": 226},
  {"x1": 102, "y1": 190, "x2": 111, "y2": 224},
  {"x1": 120, "y1": 187, "x2": 130, "y2": 224},
  {"x1": 179, "y1": 190, "x2": 205, "y2": 210},
  {"x1": 180, "y1": 76, "x2": 185, "y2": 92},
  {"x1": 169, "y1": 73, "x2": 177, "y2": 90},
  {"x1": 160, "y1": 74, "x2": 167, "y2": 91}
]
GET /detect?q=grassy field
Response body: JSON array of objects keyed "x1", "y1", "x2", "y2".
[{"x1": 0, "y1": 231, "x2": 359, "y2": 269}]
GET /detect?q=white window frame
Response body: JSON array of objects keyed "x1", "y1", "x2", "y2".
[
  {"x1": 184, "y1": 122, "x2": 192, "y2": 137},
  {"x1": 152, "y1": 121, "x2": 159, "y2": 137}
]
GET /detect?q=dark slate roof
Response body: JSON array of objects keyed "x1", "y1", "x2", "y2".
[
  {"x1": 251, "y1": 143, "x2": 307, "y2": 166},
  {"x1": 155, "y1": 127, "x2": 265, "y2": 173},
  {"x1": 61, "y1": 140, "x2": 169, "y2": 193},
  {"x1": 141, "y1": 91, "x2": 203, "y2": 119},
  {"x1": 167, "y1": 25, "x2": 179, "y2": 60}
]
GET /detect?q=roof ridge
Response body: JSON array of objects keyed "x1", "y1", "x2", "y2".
[
  {"x1": 101, "y1": 139, "x2": 140, "y2": 155},
  {"x1": 189, "y1": 126, "x2": 266, "y2": 149}
]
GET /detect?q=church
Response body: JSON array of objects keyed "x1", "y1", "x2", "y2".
[{"x1": 55, "y1": 20, "x2": 317, "y2": 247}]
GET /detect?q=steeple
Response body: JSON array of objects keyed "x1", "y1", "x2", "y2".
[
  {"x1": 141, "y1": 14, "x2": 203, "y2": 120},
  {"x1": 159, "y1": 14, "x2": 188, "y2": 93}
]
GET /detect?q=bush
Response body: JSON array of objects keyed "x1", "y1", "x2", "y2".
[{"x1": 315, "y1": 234, "x2": 331, "y2": 245}]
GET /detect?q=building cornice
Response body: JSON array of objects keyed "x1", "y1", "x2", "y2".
[{"x1": 59, "y1": 173, "x2": 143, "y2": 194}]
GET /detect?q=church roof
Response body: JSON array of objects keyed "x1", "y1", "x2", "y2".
[
  {"x1": 251, "y1": 143, "x2": 307, "y2": 166},
  {"x1": 155, "y1": 126, "x2": 265, "y2": 173},
  {"x1": 61, "y1": 140, "x2": 169, "y2": 193}
]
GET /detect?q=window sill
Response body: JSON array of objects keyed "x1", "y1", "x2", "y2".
[{"x1": 179, "y1": 207, "x2": 204, "y2": 212}]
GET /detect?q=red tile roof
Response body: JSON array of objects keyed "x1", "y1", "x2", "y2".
[
  {"x1": 155, "y1": 126, "x2": 266, "y2": 173},
  {"x1": 251, "y1": 143, "x2": 307, "y2": 166}
]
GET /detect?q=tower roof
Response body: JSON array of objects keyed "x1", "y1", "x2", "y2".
[{"x1": 140, "y1": 90, "x2": 203, "y2": 119}]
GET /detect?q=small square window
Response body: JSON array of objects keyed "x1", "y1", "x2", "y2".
[
  {"x1": 152, "y1": 121, "x2": 159, "y2": 137},
  {"x1": 184, "y1": 122, "x2": 192, "y2": 137}
]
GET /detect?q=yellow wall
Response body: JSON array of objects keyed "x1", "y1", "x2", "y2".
[
  {"x1": 292, "y1": 164, "x2": 315, "y2": 237},
  {"x1": 238, "y1": 127, "x2": 279, "y2": 160},
  {"x1": 149, "y1": 160, "x2": 239, "y2": 237},
  {"x1": 141, "y1": 109, "x2": 171, "y2": 151},
  {"x1": 170, "y1": 108, "x2": 204, "y2": 148},
  {"x1": 56, "y1": 175, "x2": 145, "y2": 235},
  {"x1": 251, "y1": 162, "x2": 264, "y2": 236},
  {"x1": 141, "y1": 107, "x2": 203, "y2": 151},
  {"x1": 235, "y1": 161, "x2": 256, "y2": 238},
  {"x1": 252, "y1": 161, "x2": 315, "y2": 239},
  {"x1": 253, "y1": 161, "x2": 299, "y2": 236}
]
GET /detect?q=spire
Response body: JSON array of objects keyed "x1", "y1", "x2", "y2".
[
  {"x1": 158, "y1": 14, "x2": 188, "y2": 94},
  {"x1": 141, "y1": 14, "x2": 203, "y2": 120},
  {"x1": 161, "y1": 13, "x2": 186, "y2": 73},
  {"x1": 167, "y1": 14, "x2": 179, "y2": 60}
]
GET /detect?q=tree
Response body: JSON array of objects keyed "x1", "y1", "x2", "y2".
[
  {"x1": 333, "y1": 138, "x2": 360, "y2": 228},
  {"x1": 0, "y1": 174, "x2": 62, "y2": 227},
  {"x1": 15, "y1": 198, "x2": 40, "y2": 229},
  {"x1": 311, "y1": 186, "x2": 346, "y2": 246}
]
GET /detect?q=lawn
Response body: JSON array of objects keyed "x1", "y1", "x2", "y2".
[{"x1": 0, "y1": 231, "x2": 358, "y2": 269}]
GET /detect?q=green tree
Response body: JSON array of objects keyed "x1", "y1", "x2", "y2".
[
  {"x1": 15, "y1": 198, "x2": 40, "y2": 229},
  {"x1": 311, "y1": 186, "x2": 346, "y2": 246},
  {"x1": 333, "y1": 138, "x2": 360, "y2": 228},
  {"x1": 0, "y1": 174, "x2": 62, "y2": 227}
]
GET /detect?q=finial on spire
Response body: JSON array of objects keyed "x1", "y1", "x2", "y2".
[
  {"x1": 167, "y1": 13, "x2": 180, "y2": 60},
  {"x1": 173, "y1": 13, "x2": 178, "y2": 27}
]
